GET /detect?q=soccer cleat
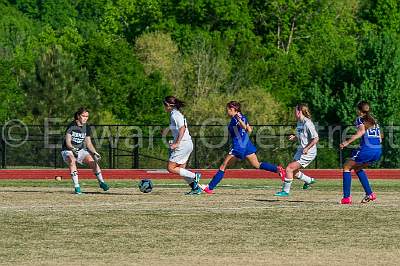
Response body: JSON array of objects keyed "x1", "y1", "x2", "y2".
[
  {"x1": 274, "y1": 191, "x2": 289, "y2": 197},
  {"x1": 185, "y1": 187, "x2": 202, "y2": 195},
  {"x1": 361, "y1": 192, "x2": 376, "y2": 203},
  {"x1": 199, "y1": 184, "x2": 214, "y2": 194},
  {"x1": 74, "y1": 186, "x2": 82, "y2": 194},
  {"x1": 277, "y1": 165, "x2": 286, "y2": 181},
  {"x1": 99, "y1": 182, "x2": 110, "y2": 191},
  {"x1": 340, "y1": 196, "x2": 352, "y2": 204},
  {"x1": 302, "y1": 178, "x2": 316, "y2": 190}
]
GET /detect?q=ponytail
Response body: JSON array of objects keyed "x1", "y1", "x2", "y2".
[
  {"x1": 296, "y1": 103, "x2": 311, "y2": 119},
  {"x1": 163, "y1": 96, "x2": 185, "y2": 110},
  {"x1": 357, "y1": 101, "x2": 376, "y2": 129}
]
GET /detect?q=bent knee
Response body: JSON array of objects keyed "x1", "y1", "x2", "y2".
[
  {"x1": 87, "y1": 160, "x2": 97, "y2": 167},
  {"x1": 343, "y1": 164, "x2": 353, "y2": 172},
  {"x1": 67, "y1": 156, "x2": 76, "y2": 164},
  {"x1": 167, "y1": 166, "x2": 173, "y2": 173},
  {"x1": 219, "y1": 163, "x2": 229, "y2": 171},
  {"x1": 167, "y1": 165, "x2": 177, "y2": 173},
  {"x1": 285, "y1": 166, "x2": 295, "y2": 173}
]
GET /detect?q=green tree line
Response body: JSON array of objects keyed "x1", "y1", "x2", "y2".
[{"x1": 1, "y1": 0, "x2": 400, "y2": 127}]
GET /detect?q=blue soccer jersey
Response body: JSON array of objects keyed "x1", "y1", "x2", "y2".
[
  {"x1": 228, "y1": 114, "x2": 256, "y2": 159},
  {"x1": 355, "y1": 117, "x2": 381, "y2": 148},
  {"x1": 352, "y1": 117, "x2": 382, "y2": 164}
]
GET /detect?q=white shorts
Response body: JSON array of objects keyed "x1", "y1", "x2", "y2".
[
  {"x1": 294, "y1": 148, "x2": 316, "y2": 168},
  {"x1": 61, "y1": 149, "x2": 91, "y2": 165},
  {"x1": 169, "y1": 140, "x2": 193, "y2": 165}
]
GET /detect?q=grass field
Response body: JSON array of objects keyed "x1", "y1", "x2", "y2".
[{"x1": 1, "y1": 178, "x2": 400, "y2": 265}]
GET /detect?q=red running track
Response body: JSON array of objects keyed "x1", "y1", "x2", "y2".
[{"x1": 0, "y1": 169, "x2": 399, "y2": 180}]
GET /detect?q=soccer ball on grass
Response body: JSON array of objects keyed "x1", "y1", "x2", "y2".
[{"x1": 138, "y1": 179, "x2": 153, "y2": 193}]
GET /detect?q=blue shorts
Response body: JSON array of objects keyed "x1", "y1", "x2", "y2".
[
  {"x1": 351, "y1": 148, "x2": 382, "y2": 164},
  {"x1": 229, "y1": 141, "x2": 257, "y2": 160}
]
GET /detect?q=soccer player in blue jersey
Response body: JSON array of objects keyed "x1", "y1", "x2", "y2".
[
  {"x1": 61, "y1": 107, "x2": 109, "y2": 194},
  {"x1": 339, "y1": 101, "x2": 382, "y2": 204},
  {"x1": 200, "y1": 101, "x2": 285, "y2": 194},
  {"x1": 274, "y1": 103, "x2": 319, "y2": 197}
]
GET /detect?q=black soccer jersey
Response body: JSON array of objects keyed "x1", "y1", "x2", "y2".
[{"x1": 61, "y1": 121, "x2": 92, "y2": 151}]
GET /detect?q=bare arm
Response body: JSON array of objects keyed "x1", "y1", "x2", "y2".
[
  {"x1": 247, "y1": 124, "x2": 253, "y2": 134},
  {"x1": 65, "y1": 133, "x2": 74, "y2": 150},
  {"x1": 303, "y1": 137, "x2": 319, "y2": 154},
  {"x1": 170, "y1": 126, "x2": 186, "y2": 149},
  {"x1": 340, "y1": 124, "x2": 365, "y2": 149},
  {"x1": 175, "y1": 126, "x2": 186, "y2": 145},
  {"x1": 85, "y1": 136, "x2": 97, "y2": 154},
  {"x1": 303, "y1": 122, "x2": 319, "y2": 154}
]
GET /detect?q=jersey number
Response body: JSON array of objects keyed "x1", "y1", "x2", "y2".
[{"x1": 367, "y1": 128, "x2": 380, "y2": 138}]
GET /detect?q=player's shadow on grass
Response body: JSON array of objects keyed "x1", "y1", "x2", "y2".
[
  {"x1": 253, "y1": 199, "x2": 280, "y2": 203},
  {"x1": 253, "y1": 199, "x2": 320, "y2": 203},
  {"x1": 0, "y1": 190, "x2": 72, "y2": 194},
  {"x1": 82, "y1": 191, "x2": 133, "y2": 196},
  {"x1": 0, "y1": 190, "x2": 133, "y2": 196}
]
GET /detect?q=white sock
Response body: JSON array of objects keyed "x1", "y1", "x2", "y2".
[
  {"x1": 95, "y1": 172, "x2": 105, "y2": 183},
  {"x1": 179, "y1": 168, "x2": 196, "y2": 184},
  {"x1": 283, "y1": 180, "x2": 292, "y2": 193},
  {"x1": 71, "y1": 171, "x2": 79, "y2": 188},
  {"x1": 296, "y1": 171, "x2": 312, "y2": 184}
]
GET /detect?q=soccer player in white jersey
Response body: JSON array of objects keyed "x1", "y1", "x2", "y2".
[
  {"x1": 61, "y1": 107, "x2": 109, "y2": 194},
  {"x1": 275, "y1": 104, "x2": 319, "y2": 197},
  {"x1": 163, "y1": 96, "x2": 202, "y2": 195}
]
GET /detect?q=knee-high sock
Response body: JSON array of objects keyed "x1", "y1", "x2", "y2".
[
  {"x1": 208, "y1": 170, "x2": 225, "y2": 190},
  {"x1": 295, "y1": 171, "x2": 313, "y2": 184},
  {"x1": 71, "y1": 171, "x2": 79, "y2": 188},
  {"x1": 343, "y1": 171, "x2": 352, "y2": 198},
  {"x1": 282, "y1": 178, "x2": 292, "y2": 193},
  {"x1": 179, "y1": 168, "x2": 196, "y2": 184},
  {"x1": 95, "y1": 171, "x2": 105, "y2": 183},
  {"x1": 356, "y1": 170, "x2": 372, "y2": 195},
  {"x1": 260, "y1": 162, "x2": 277, "y2": 173}
]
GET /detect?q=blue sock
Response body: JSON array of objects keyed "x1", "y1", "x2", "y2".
[
  {"x1": 208, "y1": 170, "x2": 225, "y2": 190},
  {"x1": 260, "y1": 162, "x2": 277, "y2": 173},
  {"x1": 356, "y1": 170, "x2": 372, "y2": 195},
  {"x1": 343, "y1": 171, "x2": 352, "y2": 198}
]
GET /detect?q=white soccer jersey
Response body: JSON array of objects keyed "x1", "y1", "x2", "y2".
[
  {"x1": 296, "y1": 117, "x2": 318, "y2": 153},
  {"x1": 170, "y1": 109, "x2": 191, "y2": 142}
]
